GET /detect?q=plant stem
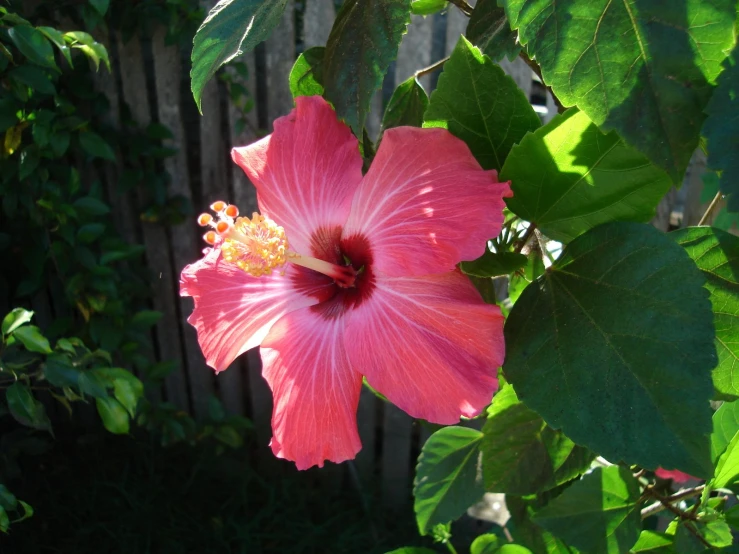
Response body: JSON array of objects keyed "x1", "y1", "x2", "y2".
[
  {"x1": 698, "y1": 191, "x2": 722, "y2": 226},
  {"x1": 445, "y1": 540, "x2": 459, "y2": 554},
  {"x1": 640, "y1": 485, "x2": 705, "y2": 520},
  {"x1": 518, "y1": 52, "x2": 565, "y2": 114},
  {"x1": 415, "y1": 56, "x2": 450, "y2": 78},
  {"x1": 514, "y1": 223, "x2": 537, "y2": 254},
  {"x1": 447, "y1": 0, "x2": 473, "y2": 16}
]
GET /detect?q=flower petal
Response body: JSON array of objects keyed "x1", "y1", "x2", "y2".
[
  {"x1": 344, "y1": 271, "x2": 504, "y2": 424},
  {"x1": 180, "y1": 248, "x2": 333, "y2": 372},
  {"x1": 655, "y1": 468, "x2": 696, "y2": 483},
  {"x1": 260, "y1": 308, "x2": 363, "y2": 469},
  {"x1": 231, "y1": 96, "x2": 364, "y2": 256},
  {"x1": 343, "y1": 126, "x2": 512, "y2": 277}
]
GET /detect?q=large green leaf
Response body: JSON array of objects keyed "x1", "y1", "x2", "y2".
[
  {"x1": 672, "y1": 227, "x2": 739, "y2": 400},
  {"x1": 413, "y1": 426, "x2": 484, "y2": 535},
  {"x1": 703, "y1": 45, "x2": 739, "y2": 212},
  {"x1": 423, "y1": 36, "x2": 539, "y2": 171},
  {"x1": 466, "y1": 0, "x2": 520, "y2": 62},
  {"x1": 382, "y1": 76, "x2": 429, "y2": 131},
  {"x1": 322, "y1": 0, "x2": 410, "y2": 135},
  {"x1": 502, "y1": 0, "x2": 736, "y2": 181},
  {"x1": 504, "y1": 222, "x2": 715, "y2": 477},
  {"x1": 502, "y1": 109, "x2": 673, "y2": 243},
  {"x1": 713, "y1": 430, "x2": 739, "y2": 488},
  {"x1": 8, "y1": 25, "x2": 57, "y2": 71},
  {"x1": 481, "y1": 384, "x2": 593, "y2": 495},
  {"x1": 6, "y1": 382, "x2": 51, "y2": 432},
  {"x1": 289, "y1": 47, "x2": 325, "y2": 98},
  {"x1": 630, "y1": 531, "x2": 674, "y2": 553},
  {"x1": 13, "y1": 325, "x2": 51, "y2": 354},
  {"x1": 507, "y1": 496, "x2": 581, "y2": 553},
  {"x1": 191, "y1": 0, "x2": 289, "y2": 111},
  {"x1": 95, "y1": 396, "x2": 130, "y2": 435},
  {"x1": 533, "y1": 466, "x2": 641, "y2": 554},
  {"x1": 711, "y1": 400, "x2": 739, "y2": 463}
]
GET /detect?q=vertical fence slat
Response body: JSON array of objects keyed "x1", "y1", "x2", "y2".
[
  {"x1": 381, "y1": 403, "x2": 413, "y2": 508},
  {"x1": 500, "y1": 58, "x2": 533, "y2": 101},
  {"x1": 266, "y1": 1, "x2": 296, "y2": 123},
  {"x1": 681, "y1": 150, "x2": 709, "y2": 227},
  {"x1": 445, "y1": 5, "x2": 468, "y2": 55},
  {"x1": 116, "y1": 32, "x2": 189, "y2": 410},
  {"x1": 151, "y1": 29, "x2": 215, "y2": 419},
  {"x1": 396, "y1": 15, "x2": 434, "y2": 90},
  {"x1": 304, "y1": 0, "x2": 335, "y2": 49},
  {"x1": 355, "y1": 388, "x2": 378, "y2": 480}
]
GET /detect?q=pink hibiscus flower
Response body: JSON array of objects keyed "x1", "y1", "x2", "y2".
[
  {"x1": 655, "y1": 468, "x2": 696, "y2": 483},
  {"x1": 180, "y1": 96, "x2": 511, "y2": 469}
]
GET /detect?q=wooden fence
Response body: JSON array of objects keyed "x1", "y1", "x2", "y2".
[{"x1": 28, "y1": 0, "x2": 712, "y2": 505}]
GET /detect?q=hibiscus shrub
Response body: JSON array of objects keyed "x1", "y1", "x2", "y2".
[{"x1": 184, "y1": 0, "x2": 739, "y2": 552}]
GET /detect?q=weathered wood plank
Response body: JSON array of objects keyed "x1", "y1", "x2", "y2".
[
  {"x1": 445, "y1": 5, "x2": 468, "y2": 55},
  {"x1": 116, "y1": 32, "x2": 189, "y2": 411},
  {"x1": 303, "y1": 0, "x2": 335, "y2": 49},
  {"x1": 355, "y1": 387, "x2": 378, "y2": 480},
  {"x1": 681, "y1": 150, "x2": 709, "y2": 227},
  {"x1": 396, "y1": 14, "x2": 434, "y2": 90},
  {"x1": 266, "y1": 1, "x2": 296, "y2": 123},
  {"x1": 151, "y1": 28, "x2": 215, "y2": 419},
  {"x1": 500, "y1": 57, "x2": 533, "y2": 101}
]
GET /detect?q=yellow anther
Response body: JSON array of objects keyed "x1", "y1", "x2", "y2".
[{"x1": 220, "y1": 212, "x2": 288, "y2": 277}]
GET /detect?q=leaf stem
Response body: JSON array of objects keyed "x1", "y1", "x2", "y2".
[
  {"x1": 447, "y1": 0, "x2": 473, "y2": 16},
  {"x1": 444, "y1": 540, "x2": 459, "y2": 554},
  {"x1": 640, "y1": 485, "x2": 705, "y2": 520},
  {"x1": 698, "y1": 191, "x2": 722, "y2": 226},
  {"x1": 518, "y1": 52, "x2": 565, "y2": 114},
  {"x1": 514, "y1": 223, "x2": 537, "y2": 254},
  {"x1": 415, "y1": 56, "x2": 450, "y2": 79}
]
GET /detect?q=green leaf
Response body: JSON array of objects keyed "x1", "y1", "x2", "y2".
[
  {"x1": 497, "y1": 547, "x2": 533, "y2": 554},
  {"x1": 289, "y1": 46, "x2": 324, "y2": 98},
  {"x1": 0, "y1": 506, "x2": 7, "y2": 533},
  {"x1": 2, "y1": 308, "x2": 33, "y2": 336},
  {"x1": 8, "y1": 65, "x2": 55, "y2": 95},
  {"x1": 466, "y1": 0, "x2": 520, "y2": 62},
  {"x1": 95, "y1": 396, "x2": 129, "y2": 434},
  {"x1": 711, "y1": 400, "x2": 739, "y2": 463},
  {"x1": 6, "y1": 382, "x2": 51, "y2": 431},
  {"x1": 674, "y1": 520, "x2": 732, "y2": 551},
  {"x1": 73, "y1": 196, "x2": 109, "y2": 216},
  {"x1": 413, "y1": 426, "x2": 484, "y2": 535},
  {"x1": 322, "y1": 0, "x2": 411, "y2": 135},
  {"x1": 533, "y1": 466, "x2": 641, "y2": 554},
  {"x1": 502, "y1": 0, "x2": 735, "y2": 181},
  {"x1": 382, "y1": 76, "x2": 429, "y2": 131},
  {"x1": 672, "y1": 227, "x2": 739, "y2": 400},
  {"x1": 17, "y1": 500, "x2": 33, "y2": 522},
  {"x1": 385, "y1": 549, "x2": 438, "y2": 554},
  {"x1": 8, "y1": 25, "x2": 58, "y2": 70},
  {"x1": 131, "y1": 310, "x2": 162, "y2": 328},
  {"x1": 0, "y1": 485, "x2": 17, "y2": 511},
  {"x1": 630, "y1": 531, "x2": 674, "y2": 553},
  {"x1": 13, "y1": 325, "x2": 51, "y2": 354},
  {"x1": 424, "y1": 36, "x2": 539, "y2": 171},
  {"x1": 44, "y1": 356, "x2": 81, "y2": 388},
  {"x1": 78, "y1": 371, "x2": 110, "y2": 399},
  {"x1": 411, "y1": 0, "x2": 446, "y2": 15},
  {"x1": 214, "y1": 425, "x2": 243, "y2": 448},
  {"x1": 509, "y1": 247, "x2": 545, "y2": 304},
  {"x1": 88, "y1": 0, "x2": 110, "y2": 15},
  {"x1": 482, "y1": 384, "x2": 593, "y2": 495},
  {"x1": 64, "y1": 32, "x2": 110, "y2": 72},
  {"x1": 76, "y1": 223, "x2": 105, "y2": 244},
  {"x1": 78, "y1": 131, "x2": 115, "y2": 161},
  {"x1": 37, "y1": 26, "x2": 72, "y2": 67},
  {"x1": 191, "y1": 0, "x2": 288, "y2": 111},
  {"x1": 502, "y1": 109, "x2": 673, "y2": 243},
  {"x1": 702, "y1": 45, "x2": 739, "y2": 211},
  {"x1": 713, "y1": 430, "x2": 739, "y2": 488},
  {"x1": 504, "y1": 222, "x2": 715, "y2": 477},
  {"x1": 461, "y1": 250, "x2": 527, "y2": 278},
  {"x1": 470, "y1": 534, "x2": 500, "y2": 554},
  {"x1": 112, "y1": 374, "x2": 143, "y2": 418}
]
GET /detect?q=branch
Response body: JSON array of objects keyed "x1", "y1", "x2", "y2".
[
  {"x1": 514, "y1": 223, "x2": 537, "y2": 254},
  {"x1": 519, "y1": 52, "x2": 565, "y2": 115},
  {"x1": 640, "y1": 485, "x2": 705, "y2": 520},
  {"x1": 415, "y1": 56, "x2": 450, "y2": 79},
  {"x1": 447, "y1": 0, "x2": 473, "y2": 16},
  {"x1": 698, "y1": 191, "x2": 722, "y2": 226}
]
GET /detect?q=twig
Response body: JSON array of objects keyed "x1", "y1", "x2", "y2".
[
  {"x1": 698, "y1": 191, "x2": 722, "y2": 226},
  {"x1": 447, "y1": 0, "x2": 473, "y2": 16},
  {"x1": 514, "y1": 223, "x2": 537, "y2": 254},
  {"x1": 415, "y1": 56, "x2": 450, "y2": 79},
  {"x1": 640, "y1": 485, "x2": 705, "y2": 520},
  {"x1": 519, "y1": 52, "x2": 565, "y2": 114}
]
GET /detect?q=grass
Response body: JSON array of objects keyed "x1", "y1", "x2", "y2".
[{"x1": 1, "y1": 428, "x2": 425, "y2": 554}]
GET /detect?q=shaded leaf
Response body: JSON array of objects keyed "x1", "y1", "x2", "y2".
[
  {"x1": 466, "y1": 0, "x2": 520, "y2": 62},
  {"x1": 8, "y1": 25, "x2": 57, "y2": 70},
  {"x1": 461, "y1": 250, "x2": 527, "y2": 278},
  {"x1": 73, "y1": 196, "x2": 109, "y2": 216},
  {"x1": 78, "y1": 131, "x2": 115, "y2": 161},
  {"x1": 8, "y1": 65, "x2": 55, "y2": 95},
  {"x1": 630, "y1": 530, "x2": 674, "y2": 553},
  {"x1": 382, "y1": 76, "x2": 429, "y2": 131},
  {"x1": 533, "y1": 466, "x2": 641, "y2": 554},
  {"x1": 37, "y1": 26, "x2": 72, "y2": 66},
  {"x1": 411, "y1": 0, "x2": 446, "y2": 16},
  {"x1": 502, "y1": 109, "x2": 673, "y2": 243},
  {"x1": 711, "y1": 399, "x2": 739, "y2": 463},
  {"x1": 13, "y1": 325, "x2": 51, "y2": 354},
  {"x1": 424, "y1": 36, "x2": 539, "y2": 171},
  {"x1": 504, "y1": 222, "x2": 715, "y2": 477},
  {"x1": 672, "y1": 227, "x2": 739, "y2": 400},
  {"x1": 414, "y1": 426, "x2": 484, "y2": 535},
  {"x1": 289, "y1": 46, "x2": 324, "y2": 98},
  {"x1": 502, "y1": 0, "x2": 735, "y2": 181},
  {"x1": 470, "y1": 534, "x2": 500, "y2": 554},
  {"x1": 322, "y1": 0, "x2": 410, "y2": 135},
  {"x1": 191, "y1": 0, "x2": 289, "y2": 111},
  {"x1": 6, "y1": 382, "x2": 51, "y2": 431},
  {"x1": 482, "y1": 384, "x2": 593, "y2": 495},
  {"x1": 95, "y1": 396, "x2": 129, "y2": 434},
  {"x1": 77, "y1": 223, "x2": 105, "y2": 244},
  {"x1": 703, "y1": 44, "x2": 739, "y2": 212}
]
